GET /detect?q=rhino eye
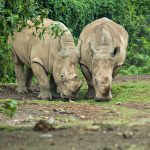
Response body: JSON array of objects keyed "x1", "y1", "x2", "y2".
[
  {"x1": 95, "y1": 79, "x2": 99, "y2": 86},
  {"x1": 60, "y1": 73, "x2": 66, "y2": 81}
]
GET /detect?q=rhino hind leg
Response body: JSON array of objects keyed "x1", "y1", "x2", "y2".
[
  {"x1": 31, "y1": 62, "x2": 52, "y2": 100},
  {"x1": 13, "y1": 52, "x2": 28, "y2": 93},
  {"x1": 50, "y1": 75, "x2": 60, "y2": 99},
  {"x1": 80, "y1": 64, "x2": 95, "y2": 99},
  {"x1": 25, "y1": 67, "x2": 33, "y2": 92}
]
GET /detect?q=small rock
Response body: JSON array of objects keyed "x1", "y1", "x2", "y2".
[
  {"x1": 14, "y1": 119, "x2": 19, "y2": 122},
  {"x1": 86, "y1": 125, "x2": 100, "y2": 131},
  {"x1": 122, "y1": 131, "x2": 133, "y2": 139},
  {"x1": 48, "y1": 117, "x2": 55, "y2": 124},
  {"x1": 28, "y1": 115, "x2": 34, "y2": 121},
  {"x1": 40, "y1": 133, "x2": 53, "y2": 138},
  {"x1": 69, "y1": 100, "x2": 75, "y2": 103},
  {"x1": 116, "y1": 132, "x2": 122, "y2": 136},
  {"x1": 116, "y1": 102, "x2": 122, "y2": 105},
  {"x1": 44, "y1": 110, "x2": 50, "y2": 114},
  {"x1": 80, "y1": 115, "x2": 86, "y2": 119},
  {"x1": 53, "y1": 108, "x2": 65, "y2": 113},
  {"x1": 53, "y1": 108, "x2": 72, "y2": 114},
  {"x1": 33, "y1": 120, "x2": 55, "y2": 132}
]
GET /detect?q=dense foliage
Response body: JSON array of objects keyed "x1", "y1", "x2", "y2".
[
  {"x1": 0, "y1": 0, "x2": 150, "y2": 82},
  {"x1": 0, "y1": 0, "x2": 48, "y2": 82}
]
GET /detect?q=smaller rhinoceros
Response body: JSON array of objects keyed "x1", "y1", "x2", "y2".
[
  {"x1": 8, "y1": 18, "x2": 82, "y2": 100},
  {"x1": 78, "y1": 17, "x2": 128, "y2": 101}
]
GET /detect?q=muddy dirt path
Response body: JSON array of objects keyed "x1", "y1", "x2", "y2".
[{"x1": 0, "y1": 75, "x2": 150, "y2": 150}]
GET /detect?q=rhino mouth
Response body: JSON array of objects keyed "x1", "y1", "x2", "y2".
[
  {"x1": 94, "y1": 92, "x2": 112, "y2": 102},
  {"x1": 94, "y1": 96, "x2": 111, "y2": 102},
  {"x1": 59, "y1": 85, "x2": 78, "y2": 100}
]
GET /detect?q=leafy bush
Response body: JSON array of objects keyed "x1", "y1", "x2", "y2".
[
  {"x1": 0, "y1": 100, "x2": 17, "y2": 117},
  {"x1": 0, "y1": 0, "x2": 49, "y2": 82},
  {"x1": 0, "y1": 0, "x2": 150, "y2": 82},
  {"x1": 46, "y1": 0, "x2": 150, "y2": 75}
]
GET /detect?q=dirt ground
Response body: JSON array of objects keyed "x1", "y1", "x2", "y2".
[
  {"x1": 1, "y1": 124, "x2": 150, "y2": 150},
  {"x1": 0, "y1": 75, "x2": 150, "y2": 150}
]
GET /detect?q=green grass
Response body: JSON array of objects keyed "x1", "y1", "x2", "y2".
[
  {"x1": 77, "y1": 81, "x2": 150, "y2": 104},
  {"x1": 0, "y1": 125, "x2": 29, "y2": 131},
  {"x1": 112, "y1": 81, "x2": 150, "y2": 103}
]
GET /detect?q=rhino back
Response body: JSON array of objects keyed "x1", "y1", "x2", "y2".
[
  {"x1": 11, "y1": 19, "x2": 76, "y2": 73},
  {"x1": 11, "y1": 19, "x2": 56, "y2": 70},
  {"x1": 79, "y1": 17, "x2": 128, "y2": 69}
]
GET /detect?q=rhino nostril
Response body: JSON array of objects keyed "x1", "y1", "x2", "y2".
[
  {"x1": 101, "y1": 77, "x2": 109, "y2": 84},
  {"x1": 101, "y1": 92, "x2": 109, "y2": 97},
  {"x1": 101, "y1": 87, "x2": 110, "y2": 97}
]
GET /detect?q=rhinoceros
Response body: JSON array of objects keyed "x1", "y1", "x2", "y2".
[
  {"x1": 9, "y1": 18, "x2": 82, "y2": 100},
  {"x1": 78, "y1": 17, "x2": 128, "y2": 101}
]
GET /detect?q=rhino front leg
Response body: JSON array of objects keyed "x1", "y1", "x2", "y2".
[
  {"x1": 31, "y1": 63, "x2": 52, "y2": 100},
  {"x1": 50, "y1": 75, "x2": 60, "y2": 99},
  {"x1": 14, "y1": 53, "x2": 28, "y2": 93},
  {"x1": 80, "y1": 64, "x2": 95, "y2": 99},
  {"x1": 25, "y1": 67, "x2": 33, "y2": 92}
]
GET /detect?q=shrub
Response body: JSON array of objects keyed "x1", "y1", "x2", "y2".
[{"x1": 0, "y1": 0, "x2": 150, "y2": 82}]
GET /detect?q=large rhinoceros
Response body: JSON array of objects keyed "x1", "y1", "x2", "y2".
[
  {"x1": 9, "y1": 18, "x2": 82, "y2": 100},
  {"x1": 78, "y1": 17, "x2": 128, "y2": 101}
]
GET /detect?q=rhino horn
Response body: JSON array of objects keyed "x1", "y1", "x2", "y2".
[
  {"x1": 70, "y1": 73, "x2": 77, "y2": 79},
  {"x1": 59, "y1": 38, "x2": 67, "y2": 55}
]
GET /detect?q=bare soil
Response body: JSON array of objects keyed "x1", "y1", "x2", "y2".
[
  {"x1": 114, "y1": 74, "x2": 150, "y2": 82},
  {"x1": 0, "y1": 124, "x2": 150, "y2": 150},
  {"x1": 0, "y1": 75, "x2": 150, "y2": 150}
]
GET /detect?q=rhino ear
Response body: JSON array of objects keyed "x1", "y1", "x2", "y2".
[
  {"x1": 112, "y1": 46, "x2": 120, "y2": 57},
  {"x1": 59, "y1": 38, "x2": 67, "y2": 55},
  {"x1": 89, "y1": 41, "x2": 97, "y2": 56}
]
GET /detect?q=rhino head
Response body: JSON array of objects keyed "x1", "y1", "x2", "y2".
[
  {"x1": 89, "y1": 41, "x2": 123, "y2": 101},
  {"x1": 53, "y1": 39, "x2": 82, "y2": 100}
]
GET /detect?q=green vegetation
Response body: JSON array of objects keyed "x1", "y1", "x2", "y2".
[
  {"x1": 0, "y1": 99, "x2": 17, "y2": 117},
  {"x1": 78, "y1": 81, "x2": 150, "y2": 104},
  {"x1": 0, "y1": 0, "x2": 150, "y2": 82}
]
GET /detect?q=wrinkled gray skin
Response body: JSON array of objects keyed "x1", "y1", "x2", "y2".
[
  {"x1": 8, "y1": 19, "x2": 82, "y2": 100},
  {"x1": 78, "y1": 17, "x2": 128, "y2": 101}
]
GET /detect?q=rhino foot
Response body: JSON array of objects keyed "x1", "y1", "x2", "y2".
[
  {"x1": 52, "y1": 94, "x2": 61, "y2": 99},
  {"x1": 16, "y1": 87, "x2": 28, "y2": 93},
  {"x1": 38, "y1": 91, "x2": 52, "y2": 100},
  {"x1": 85, "y1": 90, "x2": 95, "y2": 99},
  {"x1": 85, "y1": 94, "x2": 95, "y2": 99},
  {"x1": 27, "y1": 87, "x2": 33, "y2": 93}
]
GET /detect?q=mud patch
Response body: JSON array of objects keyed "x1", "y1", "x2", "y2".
[
  {"x1": 114, "y1": 74, "x2": 150, "y2": 82},
  {"x1": 123, "y1": 102, "x2": 150, "y2": 110},
  {"x1": 0, "y1": 123, "x2": 150, "y2": 150},
  {"x1": 0, "y1": 84, "x2": 39, "y2": 100}
]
